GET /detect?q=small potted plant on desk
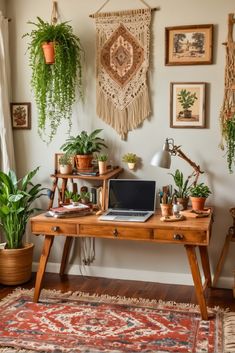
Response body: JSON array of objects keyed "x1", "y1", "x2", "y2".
[
  {"x1": 97, "y1": 154, "x2": 108, "y2": 175},
  {"x1": 188, "y1": 182, "x2": 211, "y2": 211},
  {"x1": 169, "y1": 169, "x2": 191, "y2": 210},
  {"x1": 0, "y1": 167, "x2": 45, "y2": 285},
  {"x1": 59, "y1": 153, "x2": 73, "y2": 175},
  {"x1": 159, "y1": 185, "x2": 173, "y2": 217},
  {"x1": 122, "y1": 153, "x2": 139, "y2": 170}
]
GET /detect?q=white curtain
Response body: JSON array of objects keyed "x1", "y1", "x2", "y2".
[{"x1": 0, "y1": 11, "x2": 15, "y2": 172}]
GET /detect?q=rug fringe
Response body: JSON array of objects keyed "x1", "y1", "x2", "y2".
[{"x1": 224, "y1": 312, "x2": 235, "y2": 353}]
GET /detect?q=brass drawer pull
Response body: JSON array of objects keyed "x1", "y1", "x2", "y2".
[
  {"x1": 113, "y1": 228, "x2": 118, "y2": 237},
  {"x1": 51, "y1": 226, "x2": 59, "y2": 232},
  {"x1": 173, "y1": 233, "x2": 184, "y2": 241}
]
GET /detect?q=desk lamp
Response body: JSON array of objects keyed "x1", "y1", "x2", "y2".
[{"x1": 151, "y1": 138, "x2": 204, "y2": 185}]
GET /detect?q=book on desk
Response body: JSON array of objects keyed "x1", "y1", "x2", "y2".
[{"x1": 46, "y1": 203, "x2": 93, "y2": 218}]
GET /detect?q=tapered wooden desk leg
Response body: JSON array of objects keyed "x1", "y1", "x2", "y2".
[
  {"x1": 33, "y1": 235, "x2": 54, "y2": 303},
  {"x1": 185, "y1": 245, "x2": 208, "y2": 320},
  {"x1": 212, "y1": 231, "x2": 233, "y2": 287},
  {"x1": 199, "y1": 246, "x2": 212, "y2": 287},
  {"x1": 60, "y1": 236, "x2": 74, "y2": 276}
]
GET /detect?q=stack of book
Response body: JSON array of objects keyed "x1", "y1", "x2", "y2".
[{"x1": 47, "y1": 203, "x2": 93, "y2": 218}]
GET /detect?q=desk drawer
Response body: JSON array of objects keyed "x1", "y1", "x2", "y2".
[
  {"x1": 154, "y1": 229, "x2": 207, "y2": 244},
  {"x1": 32, "y1": 222, "x2": 77, "y2": 235},
  {"x1": 79, "y1": 224, "x2": 152, "y2": 240}
]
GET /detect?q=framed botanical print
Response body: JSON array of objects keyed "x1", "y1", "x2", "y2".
[
  {"x1": 165, "y1": 24, "x2": 213, "y2": 65},
  {"x1": 11, "y1": 102, "x2": 31, "y2": 129},
  {"x1": 170, "y1": 82, "x2": 206, "y2": 128}
]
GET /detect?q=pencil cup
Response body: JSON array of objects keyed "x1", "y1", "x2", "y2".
[{"x1": 160, "y1": 203, "x2": 173, "y2": 217}]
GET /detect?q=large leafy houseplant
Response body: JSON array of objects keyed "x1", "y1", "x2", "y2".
[
  {"x1": 61, "y1": 129, "x2": 107, "y2": 171},
  {"x1": 23, "y1": 17, "x2": 83, "y2": 143},
  {"x1": 0, "y1": 167, "x2": 45, "y2": 249}
]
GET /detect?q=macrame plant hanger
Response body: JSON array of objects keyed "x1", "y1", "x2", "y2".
[{"x1": 89, "y1": 0, "x2": 158, "y2": 17}]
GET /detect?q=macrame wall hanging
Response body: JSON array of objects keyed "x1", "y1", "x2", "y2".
[
  {"x1": 219, "y1": 13, "x2": 235, "y2": 173},
  {"x1": 90, "y1": 0, "x2": 157, "y2": 139}
]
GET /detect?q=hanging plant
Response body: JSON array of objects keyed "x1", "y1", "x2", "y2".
[
  {"x1": 23, "y1": 17, "x2": 83, "y2": 143},
  {"x1": 220, "y1": 114, "x2": 235, "y2": 173}
]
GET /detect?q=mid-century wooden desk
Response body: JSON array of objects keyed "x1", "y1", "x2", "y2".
[{"x1": 31, "y1": 210, "x2": 213, "y2": 320}]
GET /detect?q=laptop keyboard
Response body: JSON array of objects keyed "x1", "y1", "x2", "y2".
[{"x1": 108, "y1": 211, "x2": 148, "y2": 217}]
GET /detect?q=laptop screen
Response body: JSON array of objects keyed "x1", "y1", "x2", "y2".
[{"x1": 108, "y1": 179, "x2": 156, "y2": 211}]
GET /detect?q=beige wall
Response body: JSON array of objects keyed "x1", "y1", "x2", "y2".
[
  {"x1": 6, "y1": 0, "x2": 235, "y2": 288},
  {"x1": 0, "y1": 0, "x2": 6, "y2": 14}
]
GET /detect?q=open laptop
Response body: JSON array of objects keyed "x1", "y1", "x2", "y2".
[{"x1": 99, "y1": 179, "x2": 156, "y2": 222}]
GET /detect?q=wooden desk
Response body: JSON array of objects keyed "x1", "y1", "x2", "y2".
[{"x1": 31, "y1": 211, "x2": 213, "y2": 320}]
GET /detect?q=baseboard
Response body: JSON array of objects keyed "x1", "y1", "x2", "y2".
[{"x1": 32, "y1": 262, "x2": 234, "y2": 289}]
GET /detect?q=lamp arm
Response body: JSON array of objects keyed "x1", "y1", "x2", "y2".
[{"x1": 173, "y1": 145, "x2": 204, "y2": 185}]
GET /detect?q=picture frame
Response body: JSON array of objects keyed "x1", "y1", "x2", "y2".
[
  {"x1": 165, "y1": 24, "x2": 213, "y2": 65},
  {"x1": 11, "y1": 102, "x2": 31, "y2": 129},
  {"x1": 170, "y1": 82, "x2": 206, "y2": 128}
]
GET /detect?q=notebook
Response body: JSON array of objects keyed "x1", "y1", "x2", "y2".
[{"x1": 99, "y1": 179, "x2": 156, "y2": 222}]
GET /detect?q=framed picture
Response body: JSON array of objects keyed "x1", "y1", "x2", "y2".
[
  {"x1": 11, "y1": 103, "x2": 31, "y2": 129},
  {"x1": 170, "y1": 82, "x2": 206, "y2": 128},
  {"x1": 165, "y1": 24, "x2": 213, "y2": 65}
]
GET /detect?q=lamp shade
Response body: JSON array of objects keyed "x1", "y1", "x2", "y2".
[{"x1": 150, "y1": 150, "x2": 171, "y2": 169}]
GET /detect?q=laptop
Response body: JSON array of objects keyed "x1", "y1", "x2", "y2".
[{"x1": 99, "y1": 179, "x2": 156, "y2": 222}]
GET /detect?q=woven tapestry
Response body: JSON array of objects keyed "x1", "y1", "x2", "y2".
[{"x1": 94, "y1": 8, "x2": 151, "y2": 139}]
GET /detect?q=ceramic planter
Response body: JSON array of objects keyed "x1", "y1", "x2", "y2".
[
  {"x1": 0, "y1": 242, "x2": 34, "y2": 285},
  {"x1": 75, "y1": 155, "x2": 93, "y2": 171},
  {"x1": 127, "y1": 162, "x2": 136, "y2": 170},
  {"x1": 59, "y1": 164, "x2": 73, "y2": 175},
  {"x1": 160, "y1": 203, "x2": 173, "y2": 217},
  {"x1": 98, "y1": 161, "x2": 107, "y2": 175},
  {"x1": 176, "y1": 197, "x2": 189, "y2": 210}
]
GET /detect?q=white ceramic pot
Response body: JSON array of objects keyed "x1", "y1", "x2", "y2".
[
  {"x1": 60, "y1": 164, "x2": 73, "y2": 175},
  {"x1": 128, "y1": 162, "x2": 135, "y2": 170}
]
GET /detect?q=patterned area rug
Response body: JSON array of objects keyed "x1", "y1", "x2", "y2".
[{"x1": 0, "y1": 288, "x2": 234, "y2": 353}]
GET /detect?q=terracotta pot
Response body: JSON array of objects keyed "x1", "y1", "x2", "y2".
[
  {"x1": 190, "y1": 196, "x2": 206, "y2": 211},
  {"x1": 42, "y1": 42, "x2": 55, "y2": 64},
  {"x1": 75, "y1": 154, "x2": 93, "y2": 171},
  {"x1": 59, "y1": 164, "x2": 73, "y2": 175},
  {"x1": 160, "y1": 203, "x2": 173, "y2": 217},
  {"x1": 98, "y1": 161, "x2": 107, "y2": 175},
  {"x1": 0, "y1": 243, "x2": 34, "y2": 285},
  {"x1": 177, "y1": 197, "x2": 189, "y2": 210}
]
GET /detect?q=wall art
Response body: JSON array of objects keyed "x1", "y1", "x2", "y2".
[
  {"x1": 11, "y1": 102, "x2": 31, "y2": 129},
  {"x1": 170, "y1": 82, "x2": 206, "y2": 128},
  {"x1": 165, "y1": 24, "x2": 213, "y2": 65}
]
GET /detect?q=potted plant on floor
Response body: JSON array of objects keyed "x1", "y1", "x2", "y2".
[
  {"x1": 169, "y1": 169, "x2": 191, "y2": 210},
  {"x1": 0, "y1": 167, "x2": 45, "y2": 285},
  {"x1": 188, "y1": 182, "x2": 211, "y2": 211},
  {"x1": 122, "y1": 153, "x2": 139, "y2": 170},
  {"x1": 61, "y1": 129, "x2": 107, "y2": 171},
  {"x1": 23, "y1": 17, "x2": 83, "y2": 143}
]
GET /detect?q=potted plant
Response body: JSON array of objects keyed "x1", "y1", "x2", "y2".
[
  {"x1": 58, "y1": 154, "x2": 73, "y2": 175},
  {"x1": 122, "y1": 153, "x2": 138, "y2": 170},
  {"x1": 177, "y1": 89, "x2": 198, "y2": 118},
  {"x1": 80, "y1": 191, "x2": 90, "y2": 204},
  {"x1": 188, "y1": 182, "x2": 211, "y2": 211},
  {"x1": 71, "y1": 193, "x2": 81, "y2": 206},
  {"x1": 61, "y1": 129, "x2": 107, "y2": 171},
  {"x1": 169, "y1": 169, "x2": 191, "y2": 210},
  {"x1": 0, "y1": 167, "x2": 45, "y2": 285},
  {"x1": 220, "y1": 114, "x2": 235, "y2": 173},
  {"x1": 23, "y1": 17, "x2": 83, "y2": 143},
  {"x1": 97, "y1": 154, "x2": 108, "y2": 175}
]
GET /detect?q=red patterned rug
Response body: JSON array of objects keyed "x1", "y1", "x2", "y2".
[{"x1": 0, "y1": 288, "x2": 234, "y2": 353}]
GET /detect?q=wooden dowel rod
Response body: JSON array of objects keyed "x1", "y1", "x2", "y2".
[{"x1": 89, "y1": 7, "x2": 158, "y2": 18}]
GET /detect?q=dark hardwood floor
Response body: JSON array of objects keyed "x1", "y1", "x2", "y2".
[{"x1": 0, "y1": 272, "x2": 235, "y2": 311}]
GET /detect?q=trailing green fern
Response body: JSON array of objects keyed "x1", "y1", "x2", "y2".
[
  {"x1": 223, "y1": 115, "x2": 235, "y2": 173},
  {"x1": 23, "y1": 17, "x2": 83, "y2": 143}
]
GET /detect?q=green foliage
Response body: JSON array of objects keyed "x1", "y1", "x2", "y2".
[
  {"x1": 177, "y1": 89, "x2": 198, "y2": 110},
  {"x1": 189, "y1": 183, "x2": 211, "y2": 198},
  {"x1": 224, "y1": 115, "x2": 235, "y2": 173},
  {"x1": 169, "y1": 169, "x2": 191, "y2": 198},
  {"x1": 0, "y1": 167, "x2": 45, "y2": 249},
  {"x1": 80, "y1": 191, "x2": 90, "y2": 201},
  {"x1": 61, "y1": 129, "x2": 107, "y2": 155},
  {"x1": 71, "y1": 193, "x2": 80, "y2": 202},
  {"x1": 122, "y1": 153, "x2": 138, "y2": 163},
  {"x1": 23, "y1": 17, "x2": 83, "y2": 143},
  {"x1": 58, "y1": 153, "x2": 73, "y2": 166},
  {"x1": 97, "y1": 154, "x2": 108, "y2": 162},
  {"x1": 64, "y1": 190, "x2": 73, "y2": 199}
]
